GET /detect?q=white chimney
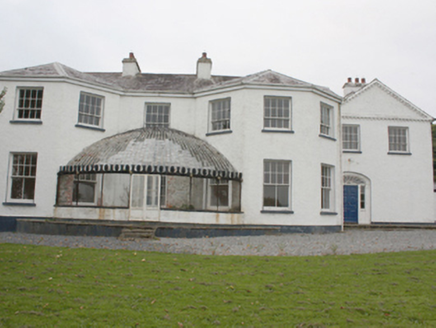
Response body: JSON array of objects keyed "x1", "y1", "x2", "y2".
[
  {"x1": 343, "y1": 77, "x2": 367, "y2": 96},
  {"x1": 196, "y1": 52, "x2": 212, "y2": 79},
  {"x1": 122, "y1": 52, "x2": 141, "y2": 77}
]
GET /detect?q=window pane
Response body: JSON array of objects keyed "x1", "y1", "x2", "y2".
[
  {"x1": 263, "y1": 186, "x2": 276, "y2": 207},
  {"x1": 11, "y1": 178, "x2": 23, "y2": 199},
  {"x1": 276, "y1": 186, "x2": 289, "y2": 207}
]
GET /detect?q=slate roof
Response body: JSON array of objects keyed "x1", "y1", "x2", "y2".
[
  {"x1": 0, "y1": 62, "x2": 340, "y2": 98},
  {"x1": 61, "y1": 127, "x2": 241, "y2": 180}
]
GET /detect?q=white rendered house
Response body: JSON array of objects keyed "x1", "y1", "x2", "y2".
[
  {"x1": 0, "y1": 54, "x2": 433, "y2": 235},
  {"x1": 341, "y1": 78, "x2": 434, "y2": 224}
]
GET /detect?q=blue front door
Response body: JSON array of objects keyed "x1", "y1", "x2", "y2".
[{"x1": 344, "y1": 185, "x2": 358, "y2": 223}]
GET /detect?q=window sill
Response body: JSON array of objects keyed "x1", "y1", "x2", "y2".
[
  {"x1": 387, "y1": 152, "x2": 412, "y2": 156},
  {"x1": 262, "y1": 129, "x2": 294, "y2": 134},
  {"x1": 319, "y1": 134, "x2": 336, "y2": 141},
  {"x1": 320, "y1": 211, "x2": 338, "y2": 216},
  {"x1": 75, "y1": 124, "x2": 106, "y2": 132},
  {"x1": 3, "y1": 202, "x2": 36, "y2": 207},
  {"x1": 206, "y1": 130, "x2": 232, "y2": 136},
  {"x1": 10, "y1": 120, "x2": 43, "y2": 125},
  {"x1": 261, "y1": 210, "x2": 294, "y2": 214},
  {"x1": 343, "y1": 150, "x2": 362, "y2": 154}
]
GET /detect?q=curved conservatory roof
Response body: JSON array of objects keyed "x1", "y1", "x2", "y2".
[{"x1": 60, "y1": 127, "x2": 242, "y2": 181}]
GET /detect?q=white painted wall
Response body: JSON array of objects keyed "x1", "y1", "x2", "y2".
[
  {"x1": 4, "y1": 72, "x2": 432, "y2": 228},
  {"x1": 194, "y1": 87, "x2": 342, "y2": 227},
  {"x1": 342, "y1": 83, "x2": 434, "y2": 223}
]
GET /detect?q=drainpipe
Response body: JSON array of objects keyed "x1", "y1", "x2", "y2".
[
  {"x1": 338, "y1": 102, "x2": 344, "y2": 232},
  {"x1": 238, "y1": 179, "x2": 242, "y2": 212}
]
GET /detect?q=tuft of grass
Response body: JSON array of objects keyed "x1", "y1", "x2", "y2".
[{"x1": 0, "y1": 243, "x2": 435, "y2": 327}]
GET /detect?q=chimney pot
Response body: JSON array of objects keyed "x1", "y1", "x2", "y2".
[
  {"x1": 202, "y1": 52, "x2": 207, "y2": 58},
  {"x1": 355, "y1": 77, "x2": 359, "y2": 83},
  {"x1": 347, "y1": 77, "x2": 352, "y2": 83},
  {"x1": 362, "y1": 78, "x2": 366, "y2": 84},
  {"x1": 129, "y1": 52, "x2": 135, "y2": 59}
]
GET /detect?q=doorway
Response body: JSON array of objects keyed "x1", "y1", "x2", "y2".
[{"x1": 130, "y1": 174, "x2": 161, "y2": 221}]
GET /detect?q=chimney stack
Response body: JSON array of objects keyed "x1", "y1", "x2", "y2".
[
  {"x1": 343, "y1": 77, "x2": 368, "y2": 96},
  {"x1": 196, "y1": 52, "x2": 212, "y2": 79},
  {"x1": 122, "y1": 52, "x2": 141, "y2": 77}
]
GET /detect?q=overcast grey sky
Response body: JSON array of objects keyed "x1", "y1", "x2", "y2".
[{"x1": 2, "y1": 0, "x2": 436, "y2": 116}]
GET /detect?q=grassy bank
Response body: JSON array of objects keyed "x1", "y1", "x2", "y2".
[{"x1": 0, "y1": 243, "x2": 435, "y2": 327}]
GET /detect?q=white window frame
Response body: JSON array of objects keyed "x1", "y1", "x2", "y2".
[
  {"x1": 388, "y1": 126, "x2": 409, "y2": 153},
  {"x1": 144, "y1": 103, "x2": 171, "y2": 127},
  {"x1": 320, "y1": 103, "x2": 334, "y2": 137},
  {"x1": 263, "y1": 96, "x2": 292, "y2": 130},
  {"x1": 15, "y1": 87, "x2": 43, "y2": 120},
  {"x1": 321, "y1": 164, "x2": 335, "y2": 211},
  {"x1": 342, "y1": 124, "x2": 360, "y2": 151},
  {"x1": 209, "y1": 98, "x2": 231, "y2": 132},
  {"x1": 207, "y1": 179, "x2": 231, "y2": 210},
  {"x1": 77, "y1": 92, "x2": 104, "y2": 128},
  {"x1": 263, "y1": 160, "x2": 291, "y2": 210},
  {"x1": 7, "y1": 153, "x2": 38, "y2": 203}
]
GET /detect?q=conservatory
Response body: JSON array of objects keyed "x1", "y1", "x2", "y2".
[{"x1": 54, "y1": 127, "x2": 243, "y2": 223}]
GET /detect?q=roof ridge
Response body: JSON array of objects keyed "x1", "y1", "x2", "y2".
[{"x1": 53, "y1": 62, "x2": 68, "y2": 76}]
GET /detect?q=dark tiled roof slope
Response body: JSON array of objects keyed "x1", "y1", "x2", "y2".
[{"x1": 0, "y1": 62, "x2": 340, "y2": 98}]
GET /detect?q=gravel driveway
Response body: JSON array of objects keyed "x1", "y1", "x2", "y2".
[{"x1": 1, "y1": 230, "x2": 436, "y2": 256}]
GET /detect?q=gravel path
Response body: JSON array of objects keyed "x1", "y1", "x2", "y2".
[{"x1": 1, "y1": 230, "x2": 436, "y2": 256}]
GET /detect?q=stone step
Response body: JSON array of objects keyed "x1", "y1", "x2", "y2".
[{"x1": 119, "y1": 227, "x2": 155, "y2": 240}]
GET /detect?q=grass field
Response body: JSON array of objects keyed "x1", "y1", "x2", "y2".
[{"x1": 0, "y1": 243, "x2": 435, "y2": 327}]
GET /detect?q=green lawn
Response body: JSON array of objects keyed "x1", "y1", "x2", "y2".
[{"x1": 0, "y1": 243, "x2": 435, "y2": 327}]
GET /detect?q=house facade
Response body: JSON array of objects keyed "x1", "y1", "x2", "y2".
[
  {"x1": 341, "y1": 78, "x2": 434, "y2": 224},
  {"x1": 0, "y1": 53, "x2": 433, "y2": 234}
]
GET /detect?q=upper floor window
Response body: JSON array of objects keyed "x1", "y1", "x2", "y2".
[
  {"x1": 145, "y1": 103, "x2": 170, "y2": 127},
  {"x1": 78, "y1": 92, "x2": 104, "y2": 128},
  {"x1": 321, "y1": 164, "x2": 334, "y2": 211},
  {"x1": 388, "y1": 126, "x2": 409, "y2": 153},
  {"x1": 8, "y1": 153, "x2": 37, "y2": 203},
  {"x1": 263, "y1": 160, "x2": 291, "y2": 210},
  {"x1": 209, "y1": 98, "x2": 231, "y2": 132},
  {"x1": 342, "y1": 124, "x2": 360, "y2": 151},
  {"x1": 320, "y1": 103, "x2": 333, "y2": 137},
  {"x1": 17, "y1": 88, "x2": 43, "y2": 120},
  {"x1": 264, "y1": 97, "x2": 291, "y2": 130}
]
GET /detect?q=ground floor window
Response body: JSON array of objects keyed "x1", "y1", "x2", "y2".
[
  {"x1": 57, "y1": 173, "x2": 241, "y2": 212},
  {"x1": 73, "y1": 174, "x2": 97, "y2": 204},
  {"x1": 321, "y1": 164, "x2": 334, "y2": 210},
  {"x1": 208, "y1": 179, "x2": 230, "y2": 208},
  {"x1": 263, "y1": 160, "x2": 291, "y2": 209},
  {"x1": 9, "y1": 153, "x2": 37, "y2": 202},
  {"x1": 360, "y1": 185, "x2": 366, "y2": 209}
]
